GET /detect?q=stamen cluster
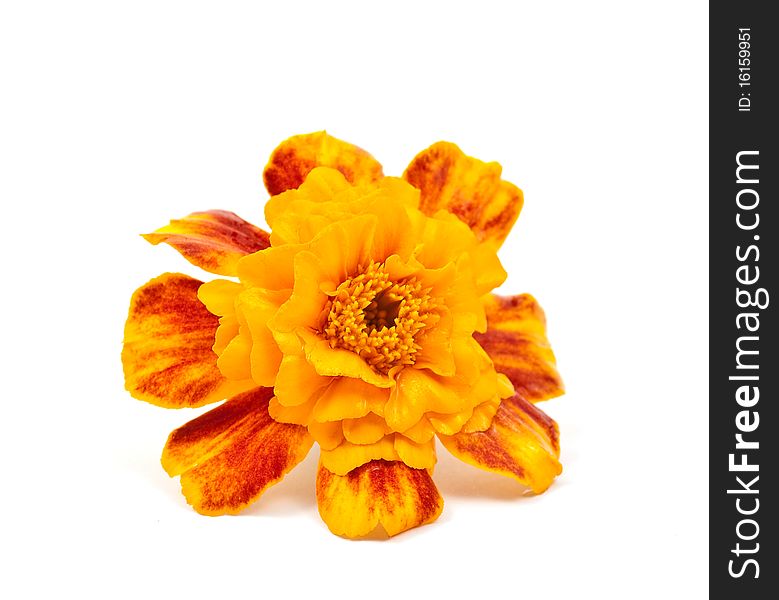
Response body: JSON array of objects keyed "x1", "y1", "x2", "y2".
[{"x1": 324, "y1": 261, "x2": 440, "y2": 373}]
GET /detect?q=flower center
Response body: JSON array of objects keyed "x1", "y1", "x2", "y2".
[{"x1": 323, "y1": 261, "x2": 440, "y2": 374}]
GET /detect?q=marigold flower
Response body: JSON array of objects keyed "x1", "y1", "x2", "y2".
[{"x1": 123, "y1": 131, "x2": 565, "y2": 538}]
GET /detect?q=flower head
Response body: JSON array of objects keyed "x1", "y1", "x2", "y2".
[{"x1": 123, "y1": 132, "x2": 565, "y2": 537}]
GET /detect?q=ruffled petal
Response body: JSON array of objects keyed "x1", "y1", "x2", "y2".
[
  {"x1": 461, "y1": 398, "x2": 501, "y2": 433},
  {"x1": 308, "y1": 420, "x2": 344, "y2": 451},
  {"x1": 313, "y1": 377, "x2": 390, "y2": 422},
  {"x1": 274, "y1": 355, "x2": 332, "y2": 407},
  {"x1": 161, "y1": 387, "x2": 313, "y2": 515},
  {"x1": 197, "y1": 279, "x2": 242, "y2": 316},
  {"x1": 385, "y1": 367, "x2": 467, "y2": 432},
  {"x1": 400, "y1": 418, "x2": 436, "y2": 444},
  {"x1": 320, "y1": 436, "x2": 399, "y2": 475},
  {"x1": 299, "y1": 329, "x2": 394, "y2": 389},
  {"x1": 403, "y1": 142, "x2": 523, "y2": 246},
  {"x1": 316, "y1": 459, "x2": 443, "y2": 538},
  {"x1": 268, "y1": 395, "x2": 316, "y2": 426},
  {"x1": 122, "y1": 273, "x2": 253, "y2": 408},
  {"x1": 438, "y1": 394, "x2": 561, "y2": 494},
  {"x1": 213, "y1": 314, "x2": 239, "y2": 355},
  {"x1": 264, "y1": 131, "x2": 383, "y2": 196},
  {"x1": 142, "y1": 211, "x2": 270, "y2": 276},
  {"x1": 394, "y1": 435, "x2": 436, "y2": 470},
  {"x1": 265, "y1": 168, "x2": 419, "y2": 256},
  {"x1": 237, "y1": 243, "x2": 302, "y2": 291},
  {"x1": 235, "y1": 288, "x2": 284, "y2": 387},
  {"x1": 216, "y1": 327, "x2": 252, "y2": 380},
  {"x1": 342, "y1": 412, "x2": 389, "y2": 445},
  {"x1": 474, "y1": 294, "x2": 564, "y2": 403}
]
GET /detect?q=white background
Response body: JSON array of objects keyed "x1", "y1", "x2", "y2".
[{"x1": 0, "y1": 1, "x2": 708, "y2": 598}]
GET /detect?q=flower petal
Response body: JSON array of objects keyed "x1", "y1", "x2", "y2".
[
  {"x1": 403, "y1": 142, "x2": 523, "y2": 246},
  {"x1": 162, "y1": 387, "x2": 313, "y2": 515},
  {"x1": 474, "y1": 294, "x2": 564, "y2": 403},
  {"x1": 308, "y1": 420, "x2": 344, "y2": 451},
  {"x1": 394, "y1": 435, "x2": 436, "y2": 470},
  {"x1": 274, "y1": 355, "x2": 332, "y2": 407},
  {"x1": 320, "y1": 436, "x2": 399, "y2": 475},
  {"x1": 316, "y1": 460, "x2": 443, "y2": 538},
  {"x1": 213, "y1": 314, "x2": 239, "y2": 355},
  {"x1": 268, "y1": 394, "x2": 316, "y2": 425},
  {"x1": 266, "y1": 169, "x2": 420, "y2": 256},
  {"x1": 385, "y1": 368, "x2": 466, "y2": 432},
  {"x1": 122, "y1": 273, "x2": 253, "y2": 408},
  {"x1": 313, "y1": 377, "x2": 389, "y2": 422},
  {"x1": 438, "y1": 394, "x2": 561, "y2": 494},
  {"x1": 236, "y1": 288, "x2": 284, "y2": 387},
  {"x1": 400, "y1": 418, "x2": 436, "y2": 443},
  {"x1": 300, "y1": 329, "x2": 394, "y2": 389},
  {"x1": 342, "y1": 412, "x2": 389, "y2": 445},
  {"x1": 461, "y1": 398, "x2": 501, "y2": 433},
  {"x1": 142, "y1": 211, "x2": 270, "y2": 276},
  {"x1": 237, "y1": 243, "x2": 302, "y2": 291},
  {"x1": 216, "y1": 327, "x2": 253, "y2": 380},
  {"x1": 197, "y1": 279, "x2": 243, "y2": 316},
  {"x1": 263, "y1": 131, "x2": 384, "y2": 195}
]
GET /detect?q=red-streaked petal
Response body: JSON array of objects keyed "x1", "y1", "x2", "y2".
[
  {"x1": 142, "y1": 210, "x2": 270, "y2": 276},
  {"x1": 438, "y1": 393, "x2": 561, "y2": 494},
  {"x1": 316, "y1": 460, "x2": 443, "y2": 538},
  {"x1": 122, "y1": 273, "x2": 253, "y2": 408},
  {"x1": 162, "y1": 387, "x2": 313, "y2": 515},
  {"x1": 474, "y1": 293, "x2": 564, "y2": 403},
  {"x1": 403, "y1": 142, "x2": 523, "y2": 246},
  {"x1": 263, "y1": 131, "x2": 384, "y2": 196}
]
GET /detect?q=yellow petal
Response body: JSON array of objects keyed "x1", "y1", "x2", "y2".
[
  {"x1": 394, "y1": 435, "x2": 436, "y2": 470},
  {"x1": 274, "y1": 355, "x2": 332, "y2": 407},
  {"x1": 236, "y1": 288, "x2": 284, "y2": 387},
  {"x1": 320, "y1": 436, "x2": 399, "y2": 475},
  {"x1": 362, "y1": 178, "x2": 420, "y2": 262},
  {"x1": 307, "y1": 214, "x2": 377, "y2": 286},
  {"x1": 265, "y1": 167, "x2": 360, "y2": 245},
  {"x1": 266, "y1": 171, "x2": 420, "y2": 252},
  {"x1": 122, "y1": 273, "x2": 253, "y2": 408},
  {"x1": 342, "y1": 412, "x2": 389, "y2": 445},
  {"x1": 268, "y1": 252, "x2": 330, "y2": 342},
  {"x1": 264, "y1": 131, "x2": 383, "y2": 196},
  {"x1": 438, "y1": 394, "x2": 561, "y2": 493},
  {"x1": 236, "y1": 243, "x2": 303, "y2": 291},
  {"x1": 412, "y1": 307, "x2": 455, "y2": 376},
  {"x1": 400, "y1": 417, "x2": 435, "y2": 443},
  {"x1": 268, "y1": 395, "x2": 316, "y2": 426},
  {"x1": 428, "y1": 406, "x2": 474, "y2": 436},
  {"x1": 213, "y1": 314, "x2": 238, "y2": 355},
  {"x1": 142, "y1": 210, "x2": 270, "y2": 276},
  {"x1": 385, "y1": 367, "x2": 467, "y2": 432},
  {"x1": 216, "y1": 328, "x2": 252, "y2": 380},
  {"x1": 197, "y1": 279, "x2": 243, "y2": 316},
  {"x1": 162, "y1": 387, "x2": 313, "y2": 515},
  {"x1": 313, "y1": 377, "x2": 390, "y2": 422},
  {"x1": 299, "y1": 329, "x2": 394, "y2": 389},
  {"x1": 308, "y1": 420, "x2": 344, "y2": 451},
  {"x1": 461, "y1": 398, "x2": 501, "y2": 433},
  {"x1": 414, "y1": 210, "x2": 478, "y2": 270},
  {"x1": 198, "y1": 280, "x2": 245, "y2": 359},
  {"x1": 316, "y1": 460, "x2": 443, "y2": 538},
  {"x1": 469, "y1": 241, "x2": 509, "y2": 295},
  {"x1": 475, "y1": 294, "x2": 564, "y2": 403},
  {"x1": 404, "y1": 142, "x2": 523, "y2": 247}
]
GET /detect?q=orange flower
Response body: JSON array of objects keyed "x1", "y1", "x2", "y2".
[{"x1": 123, "y1": 132, "x2": 565, "y2": 537}]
